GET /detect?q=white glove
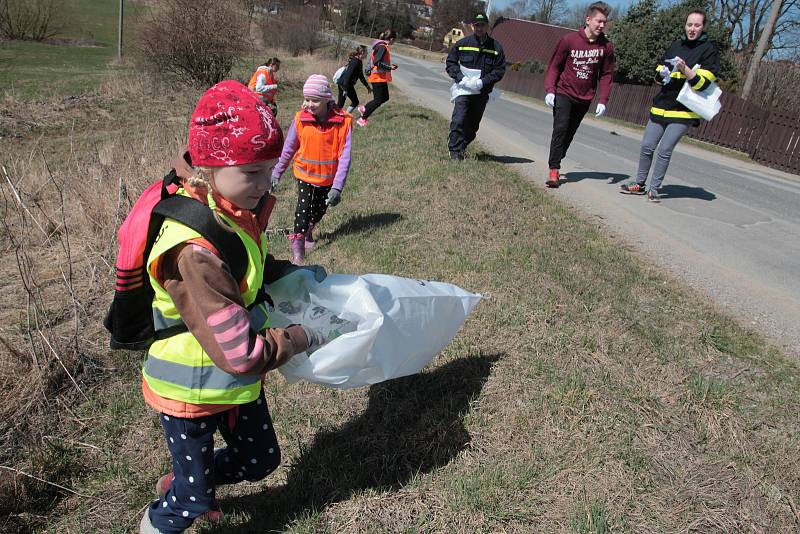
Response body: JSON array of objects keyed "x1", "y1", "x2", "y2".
[
  {"x1": 473, "y1": 78, "x2": 483, "y2": 91},
  {"x1": 595, "y1": 104, "x2": 606, "y2": 117},
  {"x1": 264, "y1": 84, "x2": 278, "y2": 90},
  {"x1": 545, "y1": 93, "x2": 555, "y2": 107},
  {"x1": 269, "y1": 174, "x2": 280, "y2": 193},
  {"x1": 658, "y1": 65, "x2": 671, "y2": 79},
  {"x1": 457, "y1": 78, "x2": 469, "y2": 88}
]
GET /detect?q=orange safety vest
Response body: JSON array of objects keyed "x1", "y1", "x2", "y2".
[
  {"x1": 368, "y1": 42, "x2": 392, "y2": 83},
  {"x1": 292, "y1": 109, "x2": 352, "y2": 187},
  {"x1": 248, "y1": 66, "x2": 277, "y2": 102}
]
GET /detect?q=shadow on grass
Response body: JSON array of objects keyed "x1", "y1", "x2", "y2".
[
  {"x1": 320, "y1": 212, "x2": 403, "y2": 241},
  {"x1": 563, "y1": 171, "x2": 630, "y2": 184},
  {"x1": 659, "y1": 184, "x2": 716, "y2": 201},
  {"x1": 475, "y1": 153, "x2": 534, "y2": 164},
  {"x1": 218, "y1": 354, "x2": 501, "y2": 533}
]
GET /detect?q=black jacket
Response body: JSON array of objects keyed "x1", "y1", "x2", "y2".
[
  {"x1": 340, "y1": 57, "x2": 369, "y2": 88},
  {"x1": 446, "y1": 33, "x2": 506, "y2": 95},
  {"x1": 651, "y1": 33, "x2": 720, "y2": 125}
]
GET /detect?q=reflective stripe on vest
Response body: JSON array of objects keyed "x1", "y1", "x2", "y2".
[
  {"x1": 650, "y1": 106, "x2": 700, "y2": 120},
  {"x1": 292, "y1": 113, "x2": 352, "y2": 186},
  {"x1": 248, "y1": 66, "x2": 277, "y2": 102},
  {"x1": 458, "y1": 46, "x2": 499, "y2": 56},
  {"x1": 143, "y1": 189, "x2": 268, "y2": 405}
]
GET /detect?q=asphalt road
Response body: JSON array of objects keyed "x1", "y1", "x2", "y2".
[{"x1": 388, "y1": 51, "x2": 800, "y2": 356}]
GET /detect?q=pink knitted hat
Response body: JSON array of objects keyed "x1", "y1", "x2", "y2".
[{"x1": 303, "y1": 74, "x2": 333, "y2": 99}]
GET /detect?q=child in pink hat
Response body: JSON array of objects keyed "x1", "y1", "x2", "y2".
[{"x1": 271, "y1": 74, "x2": 354, "y2": 264}]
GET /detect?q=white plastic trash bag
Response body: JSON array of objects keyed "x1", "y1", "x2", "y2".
[
  {"x1": 450, "y1": 65, "x2": 502, "y2": 102},
  {"x1": 265, "y1": 270, "x2": 482, "y2": 389},
  {"x1": 676, "y1": 64, "x2": 722, "y2": 121}
]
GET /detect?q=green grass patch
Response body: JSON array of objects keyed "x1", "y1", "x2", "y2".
[{"x1": 0, "y1": 0, "x2": 145, "y2": 98}]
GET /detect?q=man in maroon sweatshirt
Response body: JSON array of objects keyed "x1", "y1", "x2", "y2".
[{"x1": 543, "y1": 1, "x2": 615, "y2": 188}]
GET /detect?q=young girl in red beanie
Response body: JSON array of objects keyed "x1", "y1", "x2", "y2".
[
  {"x1": 138, "y1": 80, "x2": 326, "y2": 534},
  {"x1": 271, "y1": 74, "x2": 353, "y2": 265}
]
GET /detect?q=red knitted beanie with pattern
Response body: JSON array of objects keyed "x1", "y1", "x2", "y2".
[{"x1": 188, "y1": 80, "x2": 283, "y2": 167}]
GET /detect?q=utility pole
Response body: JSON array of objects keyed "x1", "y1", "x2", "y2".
[
  {"x1": 117, "y1": 0, "x2": 123, "y2": 59},
  {"x1": 741, "y1": 0, "x2": 783, "y2": 100}
]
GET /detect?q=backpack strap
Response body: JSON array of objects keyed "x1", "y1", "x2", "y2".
[{"x1": 152, "y1": 195, "x2": 248, "y2": 282}]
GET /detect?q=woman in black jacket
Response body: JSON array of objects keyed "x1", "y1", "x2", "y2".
[
  {"x1": 620, "y1": 10, "x2": 719, "y2": 202},
  {"x1": 336, "y1": 46, "x2": 372, "y2": 113}
]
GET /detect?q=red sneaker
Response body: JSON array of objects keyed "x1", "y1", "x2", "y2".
[{"x1": 545, "y1": 169, "x2": 560, "y2": 188}]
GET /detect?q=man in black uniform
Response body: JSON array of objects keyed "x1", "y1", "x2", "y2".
[{"x1": 445, "y1": 12, "x2": 506, "y2": 160}]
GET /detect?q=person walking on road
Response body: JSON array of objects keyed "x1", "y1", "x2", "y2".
[
  {"x1": 357, "y1": 29, "x2": 397, "y2": 127},
  {"x1": 620, "y1": 11, "x2": 719, "y2": 203},
  {"x1": 248, "y1": 57, "x2": 281, "y2": 116},
  {"x1": 445, "y1": 12, "x2": 506, "y2": 161},
  {"x1": 336, "y1": 45, "x2": 372, "y2": 113},
  {"x1": 544, "y1": 2, "x2": 615, "y2": 188}
]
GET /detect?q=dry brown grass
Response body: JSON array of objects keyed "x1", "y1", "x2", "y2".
[{"x1": 0, "y1": 52, "x2": 798, "y2": 534}]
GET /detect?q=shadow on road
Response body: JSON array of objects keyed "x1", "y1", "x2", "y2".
[
  {"x1": 320, "y1": 212, "x2": 403, "y2": 242},
  {"x1": 215, "y1": 354, "x2": 502, "y2": 533},
  {"x1": 475, "y1": 153, "x2": 534, "y2": 164},
  {"x1": 659, "y1": 184, "x2": 717, "y2": 201},
  {"x1": 563, "y1": 171, "x2": 630, "y2": 184}
]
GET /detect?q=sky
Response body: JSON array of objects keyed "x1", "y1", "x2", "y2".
[{"x1": 488, "y1": 0, "x2": 637, "y2": 18}]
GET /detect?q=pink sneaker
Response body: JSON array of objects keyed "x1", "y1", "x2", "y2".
[
  {"x1": 357, "y1": 104, "x2": 366, "y2": 115},
  {"x1": 356, "y1": 117, "x2": 368, "y2": 127}
]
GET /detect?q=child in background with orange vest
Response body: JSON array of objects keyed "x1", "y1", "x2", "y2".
[
  {"x1": 271, "y1": 75, "x2": 353, "y2": 265},
  {"x1": 248, "y1": 57, "x2": 280, "y2": 115},
  {"x1": 138, "y1": 80, "x2": 327, "y2": 534},
  {"x1": 357, "y1": 29, "x2": 398, "y2": 127}
]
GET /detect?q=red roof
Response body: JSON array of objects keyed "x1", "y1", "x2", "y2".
[{"x1": 491, "y1": 18, "x2": 573, "y2": 64}]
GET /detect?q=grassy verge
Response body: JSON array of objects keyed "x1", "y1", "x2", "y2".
[
  {"x1": 0, "y1": 0, "x2": 146, "y2": 99},
  {"x1": 1, "y1": 55, "x2": 799, "y2": 534}
]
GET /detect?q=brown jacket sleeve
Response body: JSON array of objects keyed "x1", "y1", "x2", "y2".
[{"x1": 157, "y1": 243, "x2": 307, "y2": 375}]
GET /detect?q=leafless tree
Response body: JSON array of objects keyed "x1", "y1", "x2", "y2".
[{"x1": 711, "y1": 0, "x2": 799, "y2": 55}]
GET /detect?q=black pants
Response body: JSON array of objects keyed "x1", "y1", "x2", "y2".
[
  {"x1": 448, "y1": 94, "x2": 490, "y2": 155},
  {"x1": 362, "y1": 82, "x2": 389, "y2": 119},
  {"x1": 548, "y1": 94, "x2": 590, "y2": 169},
  {"x1": 294, "y1": 180, "x2": 331, "y2": 234},
  {"x1": 337, "y1": 83, "x2": 359, "y2": 109}
]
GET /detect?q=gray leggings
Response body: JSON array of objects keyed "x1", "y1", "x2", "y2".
[{"x1": 636, "y1": 120, "x2": 689, "y2": 190}]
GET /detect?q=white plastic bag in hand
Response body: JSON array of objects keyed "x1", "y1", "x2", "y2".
[
  {"x1": 265, "y1": 270, "x2": 482, "y2": 388},
  {"x1": 676, "y1": 64, "x2": 722, "y2": 121}
]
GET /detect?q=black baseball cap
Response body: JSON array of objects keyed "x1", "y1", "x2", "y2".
[{"x1": 469, "y1": 12, "x2": 489, "y2": 24}]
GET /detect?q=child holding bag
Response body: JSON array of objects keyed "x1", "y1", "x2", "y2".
[
  {"x1": 137, "y1": 80, "x2": 327, "y2": 534},
  {"x1": 271, "y1": 75, "x2": 353, "y2": 265}
]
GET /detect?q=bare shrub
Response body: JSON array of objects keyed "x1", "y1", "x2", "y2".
[
  {"x1": 0, "y1": 0, "x2": 63, "y2": 41},
  {"x1": 134, "y1": 0, "x2": 249, "y2": 87},
  {"x1": 0, "y1": 73, "x2": 197, "y2": 531},
  {"x1": 261, "y1": 3, "x2": 324, "y2": 57}
]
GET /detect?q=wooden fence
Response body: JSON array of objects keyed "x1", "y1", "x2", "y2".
[{"x1": 498, "y1": 70, "x2": 800, "y2": 174}]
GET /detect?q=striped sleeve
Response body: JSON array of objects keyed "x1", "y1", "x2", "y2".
[{"x1": 689, "y1": 44, "x2": 720, "y2": 91}]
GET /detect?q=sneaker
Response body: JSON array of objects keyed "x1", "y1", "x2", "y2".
[
  {"x1": 356, "y1": 117, "x2": 368, "y2": 127},
  {"x1": 357, "y1": 104, "x2": 366, "y2": 115},
  {"x1": 620, "y1": 181, "x2": 646, "y2": 195},
  {"x1": 545, "y1": 168, "x2": 560, "y2": 188},
  {"x1": 647, "y1": 189, "x2": 661, "y2": 203}
]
